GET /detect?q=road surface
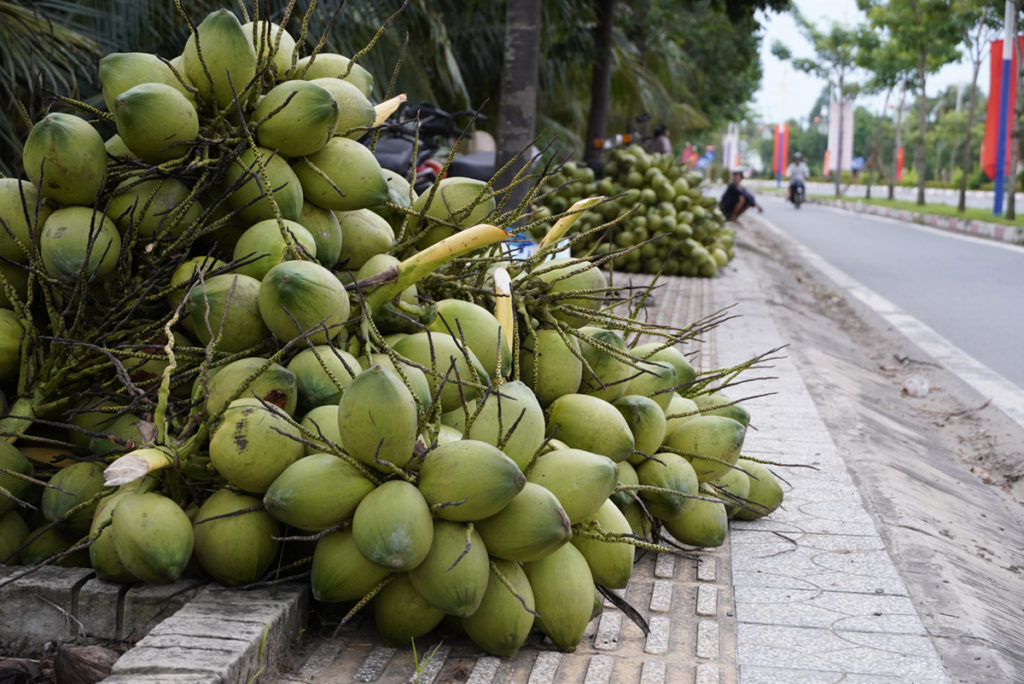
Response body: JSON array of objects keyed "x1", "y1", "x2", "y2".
[{"x1": 755, "y1": 195, "x2": 1024, "y2": 390}]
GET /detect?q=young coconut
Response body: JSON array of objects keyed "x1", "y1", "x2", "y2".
[
  {"x1": 113, "y1": 82, "x2": 199, "y2": 162},
  {"x1": 293, "y1": 137, "x2": 390, "y2": 212},
  {"x1": 254, "y1": 80, "x2": 339, "y2": 157},
  {"x1": 258, "y1": 260, "x2": 351, "y2": 345},
  {"x1": 39, "y1": 207, "x2": 121, "y2": 282},
  {"x1": 208, "y1": 398, "x2": 305, "y2": 494},
  {"x1": 181, "y1": 9, "x2": 257, "y2": 109},
  {"x1": 337, "y1": 365, "x2": 419, "y2": 472},
  {"x1": 23, "y1": 113, "x2": 106, "y2": 206},
  {"x1": 110, "y1": 492, "x2": 194, "y2": 584}
]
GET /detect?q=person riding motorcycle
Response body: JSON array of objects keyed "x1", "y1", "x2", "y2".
[{"x1": 788, "y1": 152, "x2": 810, "y2": 204}]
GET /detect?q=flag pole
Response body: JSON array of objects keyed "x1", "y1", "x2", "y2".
[{"x1": 994, "y1": 0, "x2": 1015, "y2": 216}]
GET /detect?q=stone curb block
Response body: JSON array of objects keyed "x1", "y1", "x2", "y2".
[
  {"x1": 0, "y1": 566, "x2": 203, "y2": 644},
  {"x1": 104, "y1": 583, "x2": 308, "y2": 683}
]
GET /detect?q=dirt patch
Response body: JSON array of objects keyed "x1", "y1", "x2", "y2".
[{"x1": 738, "y1": 217, "x2": 1024, "y2": 683}]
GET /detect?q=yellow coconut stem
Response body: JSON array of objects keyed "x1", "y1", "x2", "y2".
[
  {"x1": 20, "y1": 447, "x2": 78, "y2": 469},
  {"x1": 373, "y1": 94, "x2": 407, "y2": 127},
  {"x1": 538, "y1": 196, "x2": 604, "y2": 250},
  {"x1": 493, "y1": 266, "x2": 515, "y2": 352},
  {"x1": 103, "y1": 446, "x2": 176, "y2": 486},
  {"x1": 365, "y1": 223, "x2": 510, "y2": 311}
]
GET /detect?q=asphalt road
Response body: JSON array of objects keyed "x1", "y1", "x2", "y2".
[{"x1": 755, "y1": 195, "x2": 1024, "y2": 390}]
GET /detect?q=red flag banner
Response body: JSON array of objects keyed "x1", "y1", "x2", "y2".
[
  {"x1": 781, "y1": 123, "x2": 789, "y2": 177},
  {"x1": 897, "y1": 146, "x2": 904, "y2": 181},
  {"x1": 981, "y1": 37, "x2": 1023, "y2": 179},
  {"x1": 773, "y1": 124, "x2": 790, "y2": 176}
]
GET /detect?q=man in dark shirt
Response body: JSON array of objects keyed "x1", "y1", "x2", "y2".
[{"x1": 719, "y1": 170, "x2": 762, "y2": 221}]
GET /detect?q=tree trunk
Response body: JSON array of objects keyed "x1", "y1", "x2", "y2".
[
  {"x1": 867, "y1": 87, "x2": 894, "y2": 202},
  {"x1": 916, "y1": 49, "x2": 928, "y2": 205},
  {"x1": 583, "y1": 0, "x2": 616, "y2": 170},
  {"x1": 957, "y1": 60, "x2": 982, "y2": 213},
  {"x1": 495, "y1": 0, "x2": 542, "y2": 208}
]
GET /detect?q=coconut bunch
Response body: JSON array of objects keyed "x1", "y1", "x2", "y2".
[
  {"x1": 534, "y1": 151, "x2": 734, "y2": 277},
  {"x1": 0, "y1": 1, "x2": 788, "y2": 660}
]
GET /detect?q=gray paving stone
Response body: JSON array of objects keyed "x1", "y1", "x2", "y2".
[
  {"x1": 696, "y1": 556, "x2": 716, "y2": 582},
  {"x1": 645, "y1": 615, "x2": 670, "y2": 654},
  {"x1": 75, "y1": 577, "x2": 126, "y2": 640},
  {"x1": 728, "y1": 530, "x2": 886, "y2": 552},
  {"x1": 640, "y1": 659, "x2": 667, "y2": 684},
  {"x1": 734, "y1": 586, "x2": 925, "y2": 634},
  {"x1": 696, "y1": 584, "x2": 717, "y2": 616},
  {"x1": 101, "y1": 676, "x2": 222, "y2": 684},
  {"x1": 528, "y1": 651, "x2": 561, "y2": 683},
  {"x1": 695, "y1": 662, "x2": 721, "y2": 684},
  {"x1": 466, "y1": 656, "x2": 501, "y2": 684},
  {"x1": 594, "y1": 610, "x2": 622, "y2": 650},
  {"x1": 120, "y1": 579, "x2": 202, "y2": 641},
  {"x1": 696, "y1": 620, "x2": 719, "y2": 659},
  {"x1": 736, "y1": 623, "x2": 947, "y2": 681},
  {"x1": 583, "y1": 654, "x2": 614, "y2": 684}
]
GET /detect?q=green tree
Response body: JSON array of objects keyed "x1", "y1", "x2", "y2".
[
  {"x1": 858, "y1": 0, "x2": 962, "y2": 205},
  {"x1": 771, "y1": 10, "x2": 870, "y2": 197}
]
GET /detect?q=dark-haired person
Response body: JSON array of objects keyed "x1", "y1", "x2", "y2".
[{"x1": 719, "y1": 169, "x2": 762, "y2": 221}]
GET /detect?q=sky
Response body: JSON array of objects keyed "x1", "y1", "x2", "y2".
[{"x1": 752, "y1": 0, "x2": 984, "y2": 125}]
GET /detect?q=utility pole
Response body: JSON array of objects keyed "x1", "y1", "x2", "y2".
[{"x1": 994, "y1": 0, "x2": 1016, "y2": 215}]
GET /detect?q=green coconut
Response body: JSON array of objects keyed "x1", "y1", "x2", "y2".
[
  {"x1": 664, "y1": 415, "x2": 746, "y2": 482},
  {"x1": 577, "y1": 327, "x2": 632, "y2": 402},
  {"x1": 373, "y1": 168, "x2": 416, "y2": 225},
  {"x1": 294, "y1": 53, "x2": 374, "y2": 98},
  {"x1": 519, "y1": 328, "x2": 583, "y2": 406},
  {"x1": 40, "y1": 460, "x2": 106, "y2": 535},
  {"x1": 298, "y1": 405, "x2": 343, "y2": 453},
  {"x1": 636, "y1": 452, "x2": 699, "y2": 521},
  {"x1": 362, "y1": 353, "x2": 432, "y2": 411},
  {"x1": 372, "y1": 572, "x2": 445, "y2": 646},
  {"x1": 258, "y1": 260, "x2": 350, "y2": 344},
  {"x1": 308, "y1": 78, "x2": 376, "y2": 138},
  {"x1": 527, "y1": 448, "x2": 618, "y2": 523},
  {"x1": 571, "y1": 498, "x2": 635, "y2": 589},
  {"x1": 88, "y1": 489, "x2": 135, "y2": 582},
  {"x1": 546, "y1": 393, "x2": 635, "y2": 463},
  {"x1": 297, "y1": 201, "x2": 343, "y2": 267},
  {"x1": 193, "y1": 488, "x2": 279, "y2": 586},
  {"x1": 114, "y1": 82, "x2": 199, "y2": 162},
  {"x1": 461, "y1": 558, "x2": 535, "y2": 657},
  {"x1": 0, "y1": 261, "x2": 29, "y2": 309},
  {"x1": 408, "y1": 520, "x2": 490, "y2": 617},
  {"x1": 610, "y1": 459, "x2": 639, "y2": 509},
  {"x1": 0, "y1": 309, "x2": 23, "y2": 381},
  {"x1": 224, "y1": 146, "x2": 304, "y2": 223},
  {"x1": 0, "y1": 178, "x2": 50, "y2": 262},
  {"x1": 334, "y1": 208, "x2": 394, "y2": 270},
  {"x1": 167, "y1": 255, "x2": 225, "y2": 310},
  {"x1": 474, "y1": 482, "x2": 571, "y2": 562},
  {"x1": 428, "y1": 298, "x2": 511, "y2": 379},
  {"x1": 286, "y1": 345, "x2": 359, "y2": 411},
  {"x1": 711, "y1": 466, "x2": 751, "y2": 517},
  {"x1": 407, "y1": 177, "x2": 496, "y2": 248},
  {"x1": 0, "y1": 442, "x2": 34, "y2": 517},
  {"x1": 393, "y1": 332, "x2": 490, "y2": 412},
  {"x1": 23, "y1": 112, "x2": 107, "y2": 206},
  {"x1": 98, "y1": 52, "x2": 196, "y2": 113},
  {"x1": 661, "y1": 497, "x2": 728, "y2": 548},
  {"x1": 87, "y1": 412, "x2": 148, "y2": 455},
  {"x1": 0, "y1": 509, "x2": 29, "y2": 565},
  {"x1": 663, "y1": 393, "x2": 700, "y2": 440},
  {"x1": 465, "y1": 380, "x2": 546, "y2": 470},
  {"x1": 417, "y1": 439, "x2": 525, "y2": 521},
  {"x1": 732, "y1": 459, "x2": 784, "y2": 520},
  {"x1": 612, "y1": 394, "x2": 667, "y2": 460},
  {"x1": 535, "y1": 258, "x2": 608, "y2": 328},
  {"x1": 293, "y1": 137, "x2": 389, "y2": 211},
  {"x1": 201, "y1": 356, "x2": 298, "y2": 417},
  {"x1": 40, "y1": 207, "x2": 121, "y2": 282},
  {"x1": 352, "y1": 480, "x2": 433, "y2": 570},
  {"x1": 523, "y1": 541, "x2": 595, "y2": 652},
  {"x1": 631, "y1": 341, "x2": 697, "y2": 390},
  {"x1": 18, "y1": 525, "x2": 90, "y2": 567},
  {"x1": 107, "y1": 178, "x2": 202, "y2": 239},
  {"x1": 255, "y1": 80, "x2": 338, "y2": 157},
  {"x1": 209, "y1": 398, "x2": 305, "y2": 493},
  {"x1": 181, "y1": 9, "x2": 257, "y2": 109},
  {"x1": 185, "y1": 272, "x2": 269, "y2": 353},
  {"x1": 355, "y1": 253, "x2": 416, "y2": 304},
  {"x1": 263, "y1": 452, "x2": 375, "y2": 531},
  {"x1": 623, "y1": 360, "x2": 678, "y2": 411},
  {"x1": 694, "y1": 392, "x2": 751, "y2": 427},
  {"x1": 241, "y1": 21, "x2": 296, "y2": 80},
  {"x1": 311, "y1": 528, "x2": 391, "y2": 602},
  {"x1": 337, "y1": 365, "x2": 419, "y2": 471},
  {"x1": 232, "y1": 219, "x2": 317, "y2": 280},
  {"x1": 111, "y1": 492, "x2": 194, "y2": 583}
]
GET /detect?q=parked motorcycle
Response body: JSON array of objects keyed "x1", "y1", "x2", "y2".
[{"x1": 370, "y1": 102, "x2": 495, "y2": 194}]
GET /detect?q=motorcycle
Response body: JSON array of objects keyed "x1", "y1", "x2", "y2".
[
  {"x1": 370, "y1": 102, "x2": 496, "y2": 194},
  {"x1": 789, "y1": 179, "x2": 805, "y2": 209}
]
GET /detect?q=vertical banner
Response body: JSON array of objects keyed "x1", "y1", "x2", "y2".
[
  {"x1": 781, "y1": 123, "x2": 789, "y2": 177},
  {"x1": 823, "y1": 150, "x2": 831, "y2": 177},
  {"x1": 827, "y1": 102, "x2": 854, "y2": 173},
  {"x1": 981, "y1": 37, "x2": 1022, "y2": 179},
  {"x1": 897, "y1": 147, "x2": 904, "y2": 180},
  {"x1": 722, "y1": 124, "x2": 739, "y2": 171}
]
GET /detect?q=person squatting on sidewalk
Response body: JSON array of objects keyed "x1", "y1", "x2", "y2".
[{"x1": 719, "y1": 169, "x2": 763, "y2": 221}]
